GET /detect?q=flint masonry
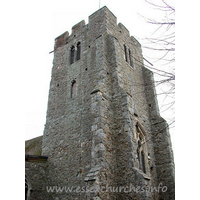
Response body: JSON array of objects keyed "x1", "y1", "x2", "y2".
[{"x1": 25, "y1": 6, "x2": 175, "y2": 200}]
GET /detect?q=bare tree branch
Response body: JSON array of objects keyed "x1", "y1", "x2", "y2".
[{"x1": 142, "y1": 0, "x2": 175, "y2": 129}]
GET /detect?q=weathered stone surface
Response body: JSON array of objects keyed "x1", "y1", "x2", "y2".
[{"x1": 25, "y1": 6, "x2": 175, "y2": 200}]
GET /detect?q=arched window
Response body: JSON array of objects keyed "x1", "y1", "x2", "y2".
[
  {"x1": 77, "y1": 42, "x2": 81, "y2": 61},
  {"x1": 71, "y1": 80, "x2": 76, "y2": 98},
  {"x1": 25, "y1": 179, "x2": 28, "y2": 200},
  {"x1": 70, "y1": 46, "x2": 75, "y2": 64},
  {"x1": 136, "y1": 122, "x2": 149, "y2": 174}
]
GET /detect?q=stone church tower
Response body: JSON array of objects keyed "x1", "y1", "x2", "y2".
[{"x1": 25, "y1": 6, "x2": 175, "y2": 200}]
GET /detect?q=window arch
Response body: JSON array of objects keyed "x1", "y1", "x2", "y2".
[
  {"x1": 76, "y1": 42, "x2": 81, "y2": 61},
  {"x1": 71, "y1": 80, "x2": 76, "y2": 98},
  {"x1": 136, "y1": 122, "x2": 149, "y2": 174},
  {"x1": 70, "y1": 45, "x2": 75, "y2": 64}
]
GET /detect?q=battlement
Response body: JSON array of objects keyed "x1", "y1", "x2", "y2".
[{"x1": 54, "y1": 6, "x2": 141, "y2": 51}]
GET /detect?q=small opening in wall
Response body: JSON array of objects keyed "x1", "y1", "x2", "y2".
[
  {"x1": 85, "y1": 68, "x2": 87, "y2": 71},
  {"x1": 107, "y1": 72, "x2": 109, "y2": 75},
  {"x1": 57, "y1": 84, "x2": 59, "y2": 87},
  {"x1": 88, "y1": 45, "x2": 90, "y2": 48},
  {"x1": 105, "y1": 172, "x2": 107, "y2": 180},
  {"x1": 149, "y1": 104, "x2": 151, "y2": 107},
  {"x1": 77, "y1": 42, "x2": 81, "y2": 61},
  {"x1": 70, "y1": 45, "x2": 75, "y2": 64},
  {"x1": 74, "y1": 35, "x2": 76, "y2": 37},
  {"x1": 71, "y1": 80, "x2": 76, "y2": 98}
]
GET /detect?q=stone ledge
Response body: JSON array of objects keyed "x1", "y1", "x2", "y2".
[
  {"x1": 133, "y1": 167, "x2": 151, "y2": 180},
  {"x1": 84, "y1": 166, "x2": 101, "y2": 182},
  {"x1": 25, "y1": 154, "x2": 48, "y2": 163}
]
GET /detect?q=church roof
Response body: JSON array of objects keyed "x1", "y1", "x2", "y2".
[{"x1": 25, "y1": 135, "x2": 43, "y2": 156}]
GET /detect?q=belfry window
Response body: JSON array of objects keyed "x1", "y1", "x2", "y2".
[
  {"x1": 124, "y1": 44, "x2": 134, "y2": 68},
  {"x1": 129, "y1": 49, "x2": 134, "y2": 67},
  {"x1": 71, "y1": 80, "x2": 76, "y2": 98},
  {"x1": 70, "y1": 46, "x2": 75, "y2": 64},
  {"x1": 77, "y1": 42, "x2": 81, "y2": 61},
  {"x1": 124, "y1": 45, "x2": 128, "y2": 62},
  {"x1": 69, "y1": 42, "x2": 81, "y2": 65}
]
